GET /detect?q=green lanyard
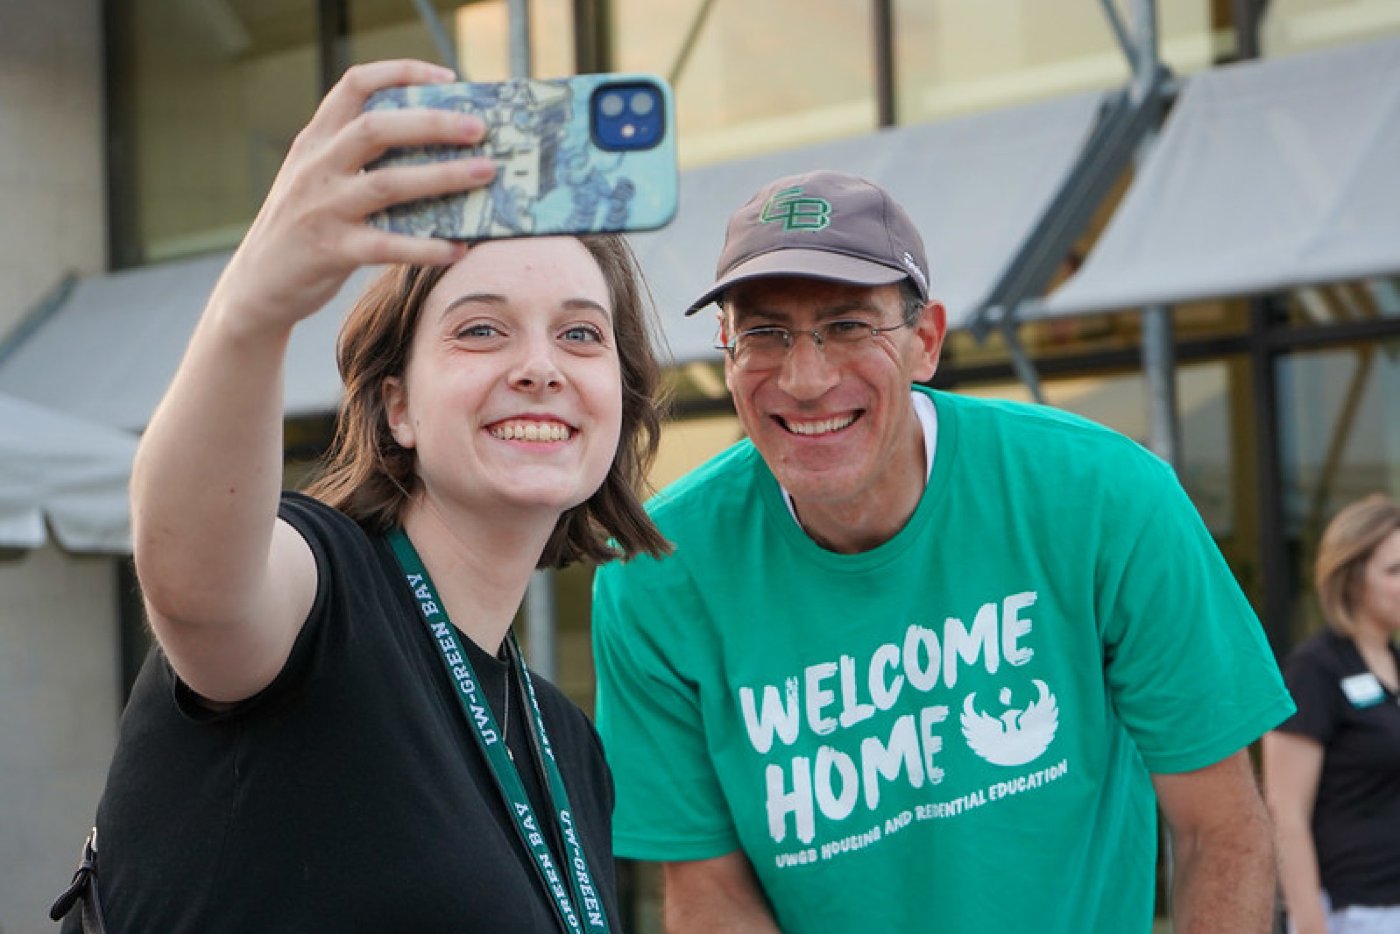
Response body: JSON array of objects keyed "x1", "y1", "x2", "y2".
[{"x1": 387, "y1": 528, "x2": 611, "y2": 934}]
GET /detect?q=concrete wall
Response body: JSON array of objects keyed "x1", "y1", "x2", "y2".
[
  {"x1": 0, "y1": 547, "x2": 120, "y2": 934},
  {"x1": 0, "y1": 0, "x2": 107, "y2": 336},
  {"x1": 0, "y1": 2, "x2": 117, "y2": 933}
]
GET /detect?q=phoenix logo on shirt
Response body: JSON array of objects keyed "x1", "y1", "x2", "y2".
[{"x1": 960, "y1": 681, "x2": 1060, "y2": 766}]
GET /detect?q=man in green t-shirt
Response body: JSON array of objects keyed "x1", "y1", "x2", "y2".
[{"x1": 592, "y1": 169, "x2": 1294, "y2": 932}]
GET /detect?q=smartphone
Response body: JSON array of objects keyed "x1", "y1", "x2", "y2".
[{"x1": 363, "y1": 73, "x2": 678, "y2": 240}]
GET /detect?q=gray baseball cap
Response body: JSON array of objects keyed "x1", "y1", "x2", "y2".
[{"x1": 684, "y1": 169, "x2": 931, "y2": 315}]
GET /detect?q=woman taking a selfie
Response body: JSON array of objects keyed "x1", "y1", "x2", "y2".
[
  {"x1": 54, "y1": 59, "x2": 668, "y2": 933},
  {"x1": 1264, "y1": 493, "x2": 1400, "y2": 934}
]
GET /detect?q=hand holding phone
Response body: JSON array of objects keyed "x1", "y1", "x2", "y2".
[
  {"x1": 364, "y1": 74, "x2": 678, "y2": 241},
  {"x1": 217, "y1": 60, "x2": 485, "y2": 333}
]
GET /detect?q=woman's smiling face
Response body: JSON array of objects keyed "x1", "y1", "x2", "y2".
[{"x1": 383, "y1": 236, "x2": 623, "y2": 520}]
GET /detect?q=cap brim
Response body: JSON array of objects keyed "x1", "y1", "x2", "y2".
[{"x1": 683, "y1": 249, "x2": 911, "y2": 316}]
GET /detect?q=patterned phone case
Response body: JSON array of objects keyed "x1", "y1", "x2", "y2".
[{"x1": 363, "y1": 74, "x2": 678, "y2": 241}]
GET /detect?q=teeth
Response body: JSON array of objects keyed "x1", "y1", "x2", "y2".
[
  {"x1": 785, "y1": 414, "x2": 856, "y2": 436},
  {"x1": 489, "y1": 421, "x2": 572, "y2": 442}
]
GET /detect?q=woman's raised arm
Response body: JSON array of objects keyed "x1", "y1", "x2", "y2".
[{"x1": 131, "y1": 60, "x2": 493, "y2": 703}]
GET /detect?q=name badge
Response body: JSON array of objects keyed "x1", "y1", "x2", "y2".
[{"x1": 1340, "y1": 672, "x2": 1385, "y2": 708}]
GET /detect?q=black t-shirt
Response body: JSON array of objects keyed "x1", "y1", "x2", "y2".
[
  {"x1": 72, "y1": 493, "x2": 620, "y2": 933},
  {"x1": 1275, "y1": 628, "x2": 1400, "y2": 909}
]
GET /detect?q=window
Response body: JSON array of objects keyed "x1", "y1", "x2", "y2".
[
  {"x1": 109, "y1": 0, "x2": 321, "y2": 267},
  {"x1": 607, "y1": 0, "x2": 877, "y2": 166}
]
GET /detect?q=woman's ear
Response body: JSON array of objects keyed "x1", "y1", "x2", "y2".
[{"x1": 381, "y1": 376, "x2": 416, "y2": 450}]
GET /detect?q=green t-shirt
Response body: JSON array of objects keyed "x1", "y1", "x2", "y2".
[{"x1": 593, "y1": 388, "x2": 1293, "y2": 933}]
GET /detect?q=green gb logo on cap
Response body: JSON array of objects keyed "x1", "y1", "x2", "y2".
[{"x1": 759, "y1": 186, "x2": 831, "y2": 231}]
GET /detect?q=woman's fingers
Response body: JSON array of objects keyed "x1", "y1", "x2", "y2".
[
  {"x1": 298, "y1": 75, "x2": 498, "y2": 233},
  {"x1": 345, "y1": 152, "x2": 498, "y2": 219},
  {"x1": 340, "y1": 225, "x2": 471, "y2": 269},
  {"x1": 304, "y1": 60, "x2": 459, "y2": 141},
  {"x1": 330, "y1": 104, "x2": 490, "y2": 173}
]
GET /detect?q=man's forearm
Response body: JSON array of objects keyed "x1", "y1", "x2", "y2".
[
  {"x1": 1169, "y1": 810, "x2": 1277, "y2": 933},
  {"x1": 663, "y1": 853, "x2": 782, "y2": 934},
  {"x1": 665, "y1": 898, "x2": 782, "y2": 934}
]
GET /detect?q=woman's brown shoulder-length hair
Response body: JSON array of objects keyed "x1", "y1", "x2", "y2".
[{"x1": 303, "y1": 234, "x2": 672, "y2": 568}]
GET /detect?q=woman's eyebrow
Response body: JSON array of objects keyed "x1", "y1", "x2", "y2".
[
  {"x1": 560, "y1": 297, "x2": 612, "y2": 318},
  {"x1": 440, "y1": 293, "x2": 611, "y2": 319},
  {"x1": 440, "y1": 292, "x2": 506, "y2": 319}
]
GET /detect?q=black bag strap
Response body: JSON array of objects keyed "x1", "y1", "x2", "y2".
[{"x1": 49, "y1": 826, "x2": 107, "y2": 934}]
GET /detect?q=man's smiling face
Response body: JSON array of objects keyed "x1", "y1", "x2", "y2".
[{"x1": 721, "y1": 276, "x2": 944, "y2": 530}]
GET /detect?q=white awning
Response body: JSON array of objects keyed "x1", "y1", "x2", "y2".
[
  {"x1": 0, "y1": 393, "x2": 138, "y2": 553},
  {"x1": 1040, "y1": 34, "x2": 1400, "y2": 319},
  {"x1": 0, "y1": 256, "x2": 382, "y2": 432},
  {"x1": 632, "y1": 89, "x2": 1109, "y2": 362}
]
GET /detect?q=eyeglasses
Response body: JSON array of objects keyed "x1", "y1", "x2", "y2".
[{"x1": 716, "y1": 319, "x2": 914, "y2": 370}]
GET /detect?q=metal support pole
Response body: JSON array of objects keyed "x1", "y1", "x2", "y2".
[
  {"x1": 1000, "y1": 311, "x2": 1047, "y2": 405},
  {"x1": 1233, "y1": 0, "x2": 1259, "y2": 60},
  {"x1": 1099, "y1": 0, "x2": 1136, "y2": 65},
  {"x1": 1141, "y1": 305, "x2": 1181, "y2": 467},
  {"x1": 873, "y1": 0, "x2": 897, "y2": 128},
  {"x1": 572, "y1": 0, "x2": 613, "y2": 73},
  {"x1": 1125, "y1": 0, "x2": 1180, "y2": 470},
  {"x1": 507, "y1": 0, "x2": 532, "y2": 78},
  {"x1": 1248, "y1": 299, "x2": 1290, "y2": 659},
  {"x1": 1130, "y1": 0, "x2": 1160, "y2": 94},
  {"x1": 966, "y1": 0, "x2": 1172, "y2": 400},
  {"x1": 316, "y1": 0, "x2": 350, "y2": 92},
  {"x1": 669, "y1": 0, "x2": 718, "y2": 87},
  {"x1": 525, "y1": 567, "x2": 558, "y2": 680},
  {"x1": 410, "y1": 0, "x2": 462, "y2": 76}
]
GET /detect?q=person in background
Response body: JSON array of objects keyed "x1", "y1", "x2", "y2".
[
  {"x1": 591, "y1": 169, "x2": 1295, "y2": 933},
  {"x1": 1264, "y1": 493, "x2": 1400, "y2": 934},
  {"x1": 52, "y1": 59, "x2": 668, "y2": 933}
]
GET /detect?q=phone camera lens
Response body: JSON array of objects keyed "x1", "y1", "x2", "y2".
[
  {"x1": 591, "y1": 82, "x2": 664, "y2": 151},
  {"x1": 599, "y1": 92, "x2": 625, "y2": 118}
]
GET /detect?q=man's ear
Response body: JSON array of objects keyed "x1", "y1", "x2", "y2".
[
  {"x1": 382, "y1": 376, "x2": 416, "y2": 450},
  {"x1": 911, "y1": 300, "x2": 948, "y2": 383}
]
